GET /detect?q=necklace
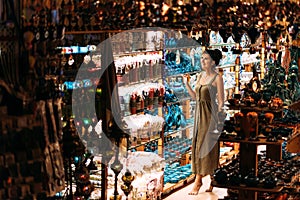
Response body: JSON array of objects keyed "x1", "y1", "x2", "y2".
[
  {"x1": 202, "y1": 73, "x2": 211, "y2": 80},
  {"x1": 201, "y1": 72, "x2": 216, "y2": 84}
]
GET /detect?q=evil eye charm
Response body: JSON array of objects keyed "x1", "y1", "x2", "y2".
[
  {"x1": 240, "y1": 33, "x2": 251, "y2": 48},
  {"x1": 83, "y1": 79, "x2": 92, "y2": 88}
]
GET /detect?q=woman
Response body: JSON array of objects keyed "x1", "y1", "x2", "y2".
[{"x1": 183, "y1": 49, "x2": 224, "y2": 195}]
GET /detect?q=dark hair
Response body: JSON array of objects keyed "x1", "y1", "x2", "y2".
[{"x1": 204, "y1": 49, "x2": 222, "y2": 66}]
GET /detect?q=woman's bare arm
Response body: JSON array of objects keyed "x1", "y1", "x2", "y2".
[
  {"x1": 215, "y1": 74, "x2": 224, "y2": 112},
  {"x1": 183, "y1": 74, "x2": 198, "y2": 100}
]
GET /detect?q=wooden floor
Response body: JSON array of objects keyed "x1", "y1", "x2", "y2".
[{"x1": 163, "y1": 175, "x2": 228, "y2": 200}]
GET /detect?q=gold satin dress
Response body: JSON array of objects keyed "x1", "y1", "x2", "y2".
[{"x1": 191, "y1": 73, "x2": 220, "y2": 176}]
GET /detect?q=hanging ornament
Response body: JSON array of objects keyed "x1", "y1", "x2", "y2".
[
  {"x1": 68, "y1": 54, "x2": 74, "y2": 66},
  {"x1": 83, "y1": 54, "x2": 91, "y2": 64},
  {"x1": 240, "y1": 33, "x2": 251, "y2": 48},
  {"x1": 175, "y1": 49, "x2": 180, "y2": 65},
  {"x1": 282, "y1": 47, "x2": 291, "y2": 74},
  {"x1": 247, "y1": 27, "x2": 260, "y2": 45}
]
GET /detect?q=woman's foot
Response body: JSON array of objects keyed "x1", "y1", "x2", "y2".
[
  {"x1": 205, "y1": 185, "x2": 214, "y2": 192},
  {"x1": 188, "y1": 183, "x2": 202, "y2": 195},
  {"x1": 188, "y1": 175, "x2": 203, "y2": 195}
]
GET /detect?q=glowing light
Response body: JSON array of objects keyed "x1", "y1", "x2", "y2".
[{"x1": 162, "y1": 3, "x2": 170, "y2": 16}]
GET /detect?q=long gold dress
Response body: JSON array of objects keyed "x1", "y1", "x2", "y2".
[{"x1": 191, "y1": 73, "x2": 220, "y2": 176}]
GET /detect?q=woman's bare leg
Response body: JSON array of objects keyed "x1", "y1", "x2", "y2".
[
  {"x1": 205, "y1": 175, "x2": 214, "y2": 192},
  {"x1": 188, "y1": 174, "x2": 203, "y2": 195}
]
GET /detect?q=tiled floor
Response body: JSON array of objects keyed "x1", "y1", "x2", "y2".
[{"x1": 163, "y1": 175, "x2": 228, "y2": 200}]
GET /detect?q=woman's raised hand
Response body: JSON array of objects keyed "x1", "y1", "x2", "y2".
[{"x1": 182, "y1": 74, "x2": 190, "y2": 85}]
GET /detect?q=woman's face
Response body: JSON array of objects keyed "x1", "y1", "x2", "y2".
[{"x1": 201, "y1": 53, "x2": 215, "y2": 70}]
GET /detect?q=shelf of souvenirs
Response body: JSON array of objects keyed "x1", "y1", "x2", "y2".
[
  {"x1": 163, "y1": 69, "x2": 199, "y2": 79},
  {"x1": 219, "y1": 133, "x2": 285, "y2": 145},
  {"x1": 117, "y1": 76, "x2": 162, "y2": 89},
  {"x1": 64, "y1": 28, "x2": 189, "y2": 35},
  {"x1": 82, "y1": 145, "x2": 240, "y2": 199},
  {"x1": 211, "y1": 181, "x2": 284, "y2": 193},
  {"x1": 162, "y1": 174, "x2": 195, "y2": 197},
  {"x1": 164, "y1": 44, "x2": 202, "y2": 51},
  {"x1": 164, "y1": 145, "x2": 238, "y2": 169},
  {"x1": 113, "y1": 49, "x2": 164, "y2": 58},
  {"x1": 120, "y1": 95, "x2": 192, "y2": 118},
  {"x1": 217, "y1": 59, "x2": 261, "y2": 69},
  {"x1": 90, "y1": 151, "x2": 165, "y2": 199},
  {"x1": 164, "y1": 122, "x2": 194, "y2": 137},
  {"x1": 287, "y1": 172, "x2": 300, "y2": 190},
  {"x1": 56, "y1": 42, "x2": 248, "y2": 59},
  {"x1": 161, "y1": 42, "x2": 239, "y2": 53},
  {"x1": 211, "y1": 166, "x2": 300, "y2": 194},
  {"x1": 224, "y1": 103, "x2": 286, "y2": 114},
  {"x1": 117, "y1": 68, "x2": 200, "y2": 88},
  {"x1": 164, "y1": 97, "x2": 192, "y2": 106},
  {"x1": 164, "y1": 150, "x2": 191, "y2": 166},
  {"x1": 128, "y1": 121, "x2": 194, "y2": 151},
  {"x1": 112, "y1": 42, "x2": 241, "y2": 57},
  {"x1": 87, "y1": 155, "x2": 299, "y2": 200},
  {"x1": 113, "y1": 42, "x2": 235, "y2": 57},
  {"x1": 128, "y1": 134, "x2": 162, "y2": 151},
  {"x1": 219, "y1": 149, "x2": 240, "y2": 167}
]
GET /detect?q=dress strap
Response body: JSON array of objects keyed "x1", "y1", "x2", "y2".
[
  {"x1": 209, "y1": 73, "x2": 218, "y2": 85},
  {"x1": 196, "y1": 71, "x2": 204, "y2": 85}
]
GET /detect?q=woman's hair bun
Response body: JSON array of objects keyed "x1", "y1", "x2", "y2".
[
  {"x1": 205, "y1": 49, "x2": 223, "y2": 66},
  {"x1": 213, "y1": 49, "x2": 222, "y2": 62}
]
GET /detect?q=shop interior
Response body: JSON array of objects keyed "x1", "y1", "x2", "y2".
[{"x1": 0, "y1": 0, "x2": 300, "y2": 200}]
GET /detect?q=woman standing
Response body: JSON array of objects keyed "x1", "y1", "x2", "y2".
[{"x1": 183, "y1": 49, "x2": 224, "y2": 195}]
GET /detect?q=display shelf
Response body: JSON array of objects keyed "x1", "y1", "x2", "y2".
[
  {"x1": 219, "y1": 137, "x2": 284, "y2": 146},
  {"x1": 163, "y1": 70, "x2": 198, "y2": 79},
  {"x1": 162, "y1": 174, "x2": 196, "y2": 198},
  {"x1": 208, "y1": 43, "x2": 238, "y2": 47},
  {"x1": 217, "y1": 63, "x2": 236, "y2": 69},
  {"x1": 65, "y1": 30, "x2": 123, "y2": 34},
  {"x1": 219, "y1": 150, "x2": 240, "y2": 166},
  {"x1": 164, "y1": 45, "x2": 201, "y2": 51},
  {"x1": 164, "y1": 123, "x2": 194, "y2": 137},
  {"x1": 128, "y1": 135, "x2": 161, "y2": 150},
  {"x1": 242, "y1": 60, "x2": 261, "y2": 65},
  {"x1": 287, "y1": 132, "x2": 300, "y2": 153},
  {"x1": 217, "y1": 60, "x2": 261, "y2": 69},
  {"x1": 128, "y1": 122, "x2": 193, "y2": 151},
  {"x1": 215, "y1": 98, "x2": 290, "y2": 200},
  {"x1": 211, "y1": 181, "x2": 283, "y2": 193},
  {"x1": 65, "y1": 28, "x2": 188, "y2": 35},
  {"x1": 114, "y1": 49, "x2": 163, "y2": 57},
  {"x1": 226, "y1": 104, "x2": 285, "y2": 114},
  {"x1": 165, "y1": 155, "x2": 182, "y2": 165},
  {"x1": 164, "y1": 97, "x2": 191, "y2": 106},
  {"x1": 117, "y1": 78, "x2": 162, "y2": 90},
  {"x1": 165, "y1": 149, "x2": 192, "y2": 164}
]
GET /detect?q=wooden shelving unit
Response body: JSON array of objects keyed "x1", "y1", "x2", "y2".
[
  {"x1": 162, "y1": 175, "x2": 196, "y2": 198},
  {"x1": 219, "y1": 137, "x2": 284, "y2": 145},
  {"x1": 213, "y1": 103, "x2": 294, "y2": 200},
  {"x1": 213, "y1": 139, "x2": 284, "y2": 200},
  {"x1": 212, "y1": 181, "x2": 283, "y2": 193}
]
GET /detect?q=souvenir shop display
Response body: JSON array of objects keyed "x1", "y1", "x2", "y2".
[{"x1": 0, "y1": 0, "x2": 300, "y2": 199}]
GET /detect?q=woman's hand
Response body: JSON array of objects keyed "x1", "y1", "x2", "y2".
[
  {"x1": 182, "y1": 74, "x2": 190, "y2": 85},
  {"x1": 182, "y1": 73, "x2": 196, "y2": 100}
]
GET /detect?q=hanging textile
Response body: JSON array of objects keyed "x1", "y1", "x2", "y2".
[{"x1": 282, "y1": 47, "x2": 291, "y2": 74}]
